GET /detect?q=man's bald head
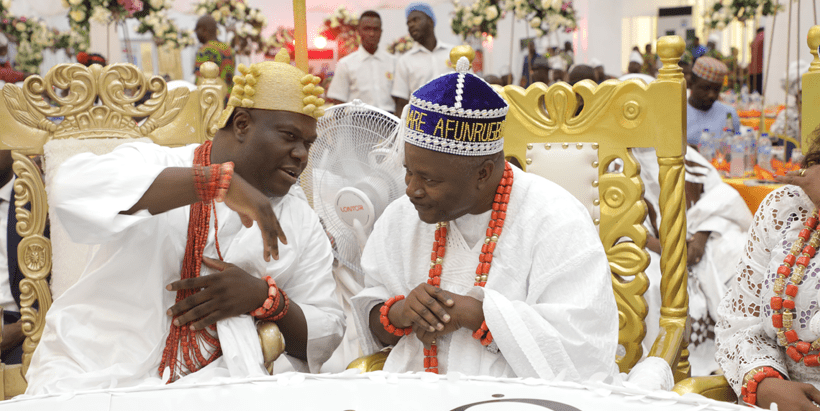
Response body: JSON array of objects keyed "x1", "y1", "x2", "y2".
[{"x1": 195, "y1": 15, "x2": 218, "y2": 44}]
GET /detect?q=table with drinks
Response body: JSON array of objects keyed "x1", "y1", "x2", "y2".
[{"x1": 695, "y1": 116, "x2": 784, "y2": 214}]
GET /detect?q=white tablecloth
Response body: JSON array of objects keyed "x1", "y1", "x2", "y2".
[{"x1": 1, "y1": 371, "x2": 745, "y2": 411}]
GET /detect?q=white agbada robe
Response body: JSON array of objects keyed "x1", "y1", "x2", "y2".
[
  {"x1": 25, "y1": 142, "x2": 345, "y2": 395},
  {"x1": 351, "y1": 166, "x2": 619, "y2": 380},
  {"x1": 633, "y1": 147, "x2": 752, "y2": 376}
]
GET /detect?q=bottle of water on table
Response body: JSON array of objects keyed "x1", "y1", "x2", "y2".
[{"x1": 757, "y1": 133, "x2": 773, "y2": 173}]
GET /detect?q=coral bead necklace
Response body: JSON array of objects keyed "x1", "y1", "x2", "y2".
[
  {"x1": 159, "y1": 141, "x2": 226, "y2": 383},
  {"x1": 771, "y1": 209, "x2": 820, "y2": 367},
  {"x1": 423, "y1": 162, "x2": 514, "y2": 373}
]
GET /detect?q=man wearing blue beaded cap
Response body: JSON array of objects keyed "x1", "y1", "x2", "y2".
[{"x1": 351, "y1": 48, "x2": 618, "y2": 379}]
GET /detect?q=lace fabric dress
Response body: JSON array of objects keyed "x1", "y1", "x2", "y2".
[{"x1": 715, "y1": 185, "x2": 820, "y2": 396}]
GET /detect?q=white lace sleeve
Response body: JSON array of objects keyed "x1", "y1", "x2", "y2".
[{"x1": 715, "y1": 187, "x2": 803, "y2": 395}]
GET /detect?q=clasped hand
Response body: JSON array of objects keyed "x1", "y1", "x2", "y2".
[
  {"x1": 388, "y1": 283, "x2": 484, "y2": 347},
  {"x1": 166, "y1": 257, "x2": 268, "y2": 330}
]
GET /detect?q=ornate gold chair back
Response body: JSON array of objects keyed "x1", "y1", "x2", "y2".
[
  {"x1": 499, "y1": 36, "x2": 689, "y2": 380},
  {"x1": 0, "y1": 61, "x2": 224, "y2": 399}
]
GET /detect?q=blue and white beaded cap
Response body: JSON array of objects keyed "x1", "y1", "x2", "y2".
[{"x1": 403, "y1": 50, "x2": 509, "y2": 157}]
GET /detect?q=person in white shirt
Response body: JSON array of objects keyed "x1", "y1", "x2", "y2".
[
  {"x1": 24, "y1": 51, "x2": 345, "y2": 394},
  {"x1": 327, "y1": 11, "x2": 396, "y2": 114},
  {"x1": 352, "y1": 54, "x2": 618, "y2": 380},
  {"x1": 392, "y1": 2, "x2": 452, "y2": 115}
]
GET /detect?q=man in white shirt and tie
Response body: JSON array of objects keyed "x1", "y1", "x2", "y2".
[
  {"x1": 327, "y1": 11, "x2": 396, "y2": 114},
  {"x1": 391, "y1": 2, "x2": 452, "y2": 115}
]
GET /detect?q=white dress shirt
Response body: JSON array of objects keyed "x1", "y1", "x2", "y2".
[
  {"x1": 327, "y1": 48, "x2": 396, "y2": 113},
  {"x1": 391, "y1": 41, "x2": 453, "y2": 100}
]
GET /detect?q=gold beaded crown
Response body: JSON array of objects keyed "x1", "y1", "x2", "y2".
[{"x1": 215, "y1": 49, "x2": 325, "y2": 131}]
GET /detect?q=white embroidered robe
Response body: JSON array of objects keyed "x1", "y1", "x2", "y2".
[
  {"x1": 716, "y1": 185, "x2": 820, "y2": 395},
  {"x1": 351, "y1": 166, "x2": 619, "y2": 380},
  {"x1": 24, "y1": 142, "x2": 345, "y2": 395}
]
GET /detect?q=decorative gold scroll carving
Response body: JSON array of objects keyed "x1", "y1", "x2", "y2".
[
  {"x1": 11, "y1": 153, "x2": 51, "y2": 375},
  {"x1": 198, "y1": 63, "x2": 224, "y2": 140},
  {"x1": 500, "y1": 35, "x2": 688, "y2": 376},
  {"x1": 0, "y1": 62, "x2": 224, "y2": 154}
]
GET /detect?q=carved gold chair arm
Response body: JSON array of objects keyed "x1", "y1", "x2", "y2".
[
  {"x1": 0, "y1": 364, "x2": 25, "y2": 400},
  {"x1": 647, "y1": 321, "x2": 687, "y2": 381},
  {"x1": 672, "y1": 375, "x2": 737, "y2": 403},
  {"x1": 346, "y1": 348, "x2": 391, "y2": 373}
]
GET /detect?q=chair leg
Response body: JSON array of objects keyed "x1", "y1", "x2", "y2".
[{"x1": 674, "y1": 316, "x2": 692, "y2": 382}]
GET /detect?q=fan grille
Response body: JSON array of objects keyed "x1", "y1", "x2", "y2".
[{"x1": 303, "y1": 102, "x2": 404, "y2": 274}]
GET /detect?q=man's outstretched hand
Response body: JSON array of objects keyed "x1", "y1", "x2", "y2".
[
  {"x1": 166, "y1": 257, "x2": 267, "y2": 330},
  {"x1": 222, "y1": 174, "x2": 287, "y2": 261}
]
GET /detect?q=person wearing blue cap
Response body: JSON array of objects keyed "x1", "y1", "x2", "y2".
[
  {"x1": 351, "y1": 53, "x2": 618, "y2": 379},
  {"x1": 391, "y1": 2, "x2": 453, "y2": 115}
]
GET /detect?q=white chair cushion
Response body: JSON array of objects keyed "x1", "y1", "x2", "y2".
[
  {"x1": 526, "y1": 142, "x2": 600, "y2": 225},
  {"x1": 44, "y1": 137, "x2": 153, "y2": 299}
]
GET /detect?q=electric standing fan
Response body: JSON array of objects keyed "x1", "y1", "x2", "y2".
[{"x1": 302, "y1": 100, "x2": 405, "y2": 275}]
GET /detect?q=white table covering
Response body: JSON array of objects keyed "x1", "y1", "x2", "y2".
[{"x1": 1, "y1": 371, "x2": 746, "y2": 411}]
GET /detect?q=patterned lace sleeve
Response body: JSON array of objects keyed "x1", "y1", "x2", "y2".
[{"x1": 715, "y1": 187, "x2": 795, "y2": 395}]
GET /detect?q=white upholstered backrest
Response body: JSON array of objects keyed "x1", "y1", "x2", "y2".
[
  {"x1": 525, "y1": 142, "x2": 600, "y2": 226},
  {"x1": 43, "y1": 138, "x2": 153, "y2": 299}
]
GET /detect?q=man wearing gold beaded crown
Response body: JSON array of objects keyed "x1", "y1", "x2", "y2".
[
  {"x1": 350, "y1": 49, "x2": 619, "y2": 379},
  {"x1": 24, "y1": 50, "x2": 345, "y2": 394}
]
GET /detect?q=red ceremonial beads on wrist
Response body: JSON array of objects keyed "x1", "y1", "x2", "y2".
[
  {"x1": 381, "y1": 295, "x2": 413, "y2": 337},
  {"x1": 251, "y1": 276, "x2": 281, "y2": 319},
  {"x1": 771, "y1": 210, "x2": 820, "y2": 367},
  {"x1": 215, "y1": 162, "x2": 234, "y2": 203},
  {"x1": 741, "y1": 366, "x2": 783, "y2": 406},
  {"x1": 420, "y1": 162, "x2": 513, "y2": 374}
]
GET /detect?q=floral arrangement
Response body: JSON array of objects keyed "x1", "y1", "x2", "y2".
[
  {"x1": 319, "y1": 6, "x2": 359, "y2": 59},
  {"x1": 449, "y1": 0, "x2": 578, "y2": 39},
  {"x1": 134, "y1": 0, "x2": 196, "y2": 49},
  {"x1": 0, "y1": 12, "x2": 72, "y2": 73},
  {"x1": 705, "y1": 0, "x2": 783, "y2": 30},
  {"x1": 265, "y1": 26, "x2": 294, "y2": 54},
  {"x1": 62, "y1": 0, "x2": 146, "y2": 53},
  {"x1": 506, "y1": 0, "x2": 578, "y2": 36},
  {"x1": 193, "y1": 0, "x2": 267, "y2": 55},
  {"x1": 387, "y1": 35, "x2": 414, "y2": 54},
  {"x1": 450, "y1": 0, "x2": 502, "y2": 40}
]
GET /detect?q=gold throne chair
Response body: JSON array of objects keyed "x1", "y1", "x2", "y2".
[
  {"x1": 672, "y1": 24, "x2": 820, "y2": 403},
  {"x1": 500, "y1": 35, "x2": 690, "y2": 382},
  {"x1": 0, "y1": 62, "x2": 225, "y2": 399},
  {"x1": 351, "y1": 37, "x2": 691, "y2": 383}
]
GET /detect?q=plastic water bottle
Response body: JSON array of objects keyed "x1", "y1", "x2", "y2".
[
  {"x1": 731, "y1": 131, "x2": 745, "y2": 177},
  {"x1": 740, "y1": 85, "x2": 750, "y2": 111},
  {"x1": 697, "y1": 129, "x2": 714, "y2": 162},
  {"x1": 744, "y1": 128, "x2": 756, "y2": 175},
  {"x1": 757, "y1": 133, "x2": 773, "y2": 172},
  {"x1": 720, "y1": 127, "x2": 734, "y2": 161}
]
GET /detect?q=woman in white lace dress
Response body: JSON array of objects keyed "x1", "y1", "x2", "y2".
[{"x1": 716, "y1": 133, "x2": 820, "y2": 409}]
